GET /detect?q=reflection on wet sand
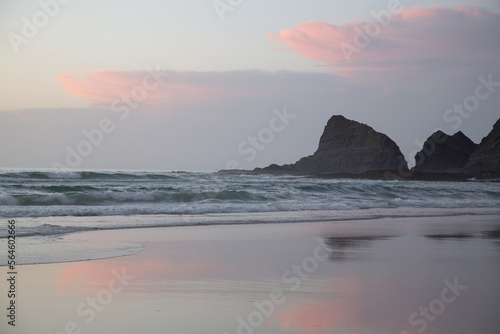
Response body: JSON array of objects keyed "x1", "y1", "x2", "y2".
[
  {"x1": 324, "y1": 235, "x2": 393, "y2": 249},
  {"x1": 4, "y1": 216, "x2": 500, "y2": 334},
  {"x1": 425, "y1": 233, "x2": 475, "y2": 239},
  {"x1": 323, "y1": 235, "x2": 393, "y2": 262},
  {"x1": 482, "y1": 228, "x2": 500, "y2": 239},
  {"x1": 269, "y1": 278, "x2": 362, "y2": 334}
]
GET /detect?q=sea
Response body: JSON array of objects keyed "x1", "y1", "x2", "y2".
[{"x1": 1, "y1": 169, "x2": 499, "y2": 265}]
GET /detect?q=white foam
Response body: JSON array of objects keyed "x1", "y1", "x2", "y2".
[{"x1": 0, "y1": 192, "x2": 19, "y2": 205}]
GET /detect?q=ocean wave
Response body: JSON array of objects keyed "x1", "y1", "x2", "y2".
[
  {"x1": 0, "y1": 170, "x2": 180, "y2": 180},
  {"x1": 0, "y1": 192, "x2": 19, "y2": 205},
  {"x1": 1, "y1": 198, "x2": 500, "y2": 218},
  {"x1": 2, "y1": 189, "x2": 266, "y2": 206},
  {"x1": 1, "y1": 171, "x2": 499, "y2": 219}
]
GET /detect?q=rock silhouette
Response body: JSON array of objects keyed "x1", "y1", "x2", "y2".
[
  {"x1": 257, "y1": 115, "x2": 407, "y2": 174},
  {"x1": 465, "y1": 117, "x2": 500, "y2": 174},
  {"x1": 413, "y1": 131, "x2": 477, "y2": 172}
]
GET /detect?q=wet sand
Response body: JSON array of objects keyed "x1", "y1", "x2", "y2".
[{"x1": 2, "y1": 215, "x2": 500, "y2": 334}]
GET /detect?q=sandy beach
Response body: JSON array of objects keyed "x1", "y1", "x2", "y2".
[{"x1": 2, "y1": 215, "x2": 500, "y2": 334}]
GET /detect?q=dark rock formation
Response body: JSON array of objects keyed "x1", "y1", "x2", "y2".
[
  {"x1": 413, "y1": 131, "x2": 477, "y2": 172},
  {"x1": 465, "y1": 117, "x2": 500, "y2": 173},
  {"x1": 256, "y1": 115, "x2": 407, "y2": 174},
  {"x1": 219, "y1": 115, "x2": 500, "y2": 181}
]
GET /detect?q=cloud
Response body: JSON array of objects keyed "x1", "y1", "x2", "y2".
[
  {"x1": 56, "y1": 69, "x2": 349, "y2": 110},
  {"x1": 57, "y1": 70, "x2": 252, "y2": 106},
  {"x1": 268, "y1": 6, "x2": 500, "y2": 83}
]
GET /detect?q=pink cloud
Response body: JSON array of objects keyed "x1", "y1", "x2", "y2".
[
  {"x1": 57, "y1": 70, "x2": 254, "y2": 106},
  {"x1": 268, "y1": 6, "x2": 500, "y2": 82}
]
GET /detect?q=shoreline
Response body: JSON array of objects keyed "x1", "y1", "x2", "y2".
[
  {"x1": 2, "y1": 212, "x2": 500, "y2": 267},
  {"x1": 2, "y1": 206, "x2": 500, "y2": 241}
]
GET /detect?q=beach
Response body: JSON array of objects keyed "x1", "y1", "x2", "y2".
[
  {"x1": 2, "y1": 214, "x2": 500, "y2": 334},
  {"x1": 3, "y1": 1, "x2": 500, "y2": 333}
]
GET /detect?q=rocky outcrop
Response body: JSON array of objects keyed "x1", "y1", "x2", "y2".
[
  {"x1": 413, "y1": 131, "x2": 477, "y2": 172},
  {"x1": 465, "y1": 117, "x2": 500, "y2": 173},
  {"x1": 256, "y1": 115, "x2": 407, "y2": 174}
]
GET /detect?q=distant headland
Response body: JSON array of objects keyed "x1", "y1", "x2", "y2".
[{"x1": 219, "y1": 115, "x2": 500, "y2": 181}]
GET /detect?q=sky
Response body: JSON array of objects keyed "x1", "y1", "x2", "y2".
[{"x1": 1, "y1": 0, "x2": 499, "y2": 171}]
